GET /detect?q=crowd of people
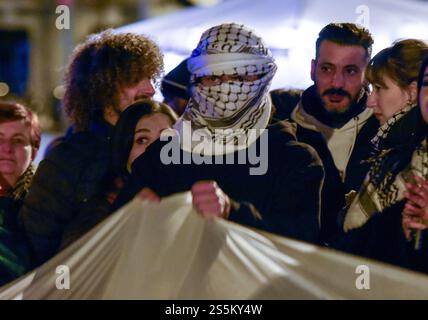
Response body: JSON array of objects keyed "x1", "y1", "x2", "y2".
[{"x1": 0, "y1": 22, "x2": 428, "y2": 288}]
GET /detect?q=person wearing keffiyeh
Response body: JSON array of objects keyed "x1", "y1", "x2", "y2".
[
  {"x1": 342, "y1": 39, "x2": 428, "y2": 232},
  {"x1": 332, "y1": 39, "x2": 428, "y2": 274},
  {"x1": 114, "y1": 23, "x2": 324, "y2": 244},
  {"x1": 0, "y1": 102, "x2": 40, "y2": 286}
]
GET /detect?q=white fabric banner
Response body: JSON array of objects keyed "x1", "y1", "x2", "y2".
[{"x1": 1, "y1": 192, "x2": 428, "y2": 300}]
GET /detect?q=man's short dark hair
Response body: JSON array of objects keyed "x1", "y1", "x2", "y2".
[{"x1": 315, "y1": 23, "x2": 374, "y2": 60}]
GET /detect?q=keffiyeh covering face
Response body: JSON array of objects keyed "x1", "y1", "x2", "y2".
[{"x1": 175, "y1": 23, "x2": 277, "y2": 155}]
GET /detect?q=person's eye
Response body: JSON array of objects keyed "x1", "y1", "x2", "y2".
[
  {"x1": 200, "y1": 76, "x2": 219, "y2": 85},
  {"x1": 368, "y1": 84, "x2": 379, "y2": 93},
  {"x1": 320, "y1": 65, "x2": 332, "y2": 73},
  {"x1": 346, "y1": 68, "x2": 358, "y2": 75},
  {"x1": 13, "y1": 138, "x2": 26, "y2": 145},
  {"x1": 135, "y1": 137, "x2": 148, "y2": 145}
]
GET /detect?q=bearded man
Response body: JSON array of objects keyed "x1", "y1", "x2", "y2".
[{"x1": 279, "y1": 23, "x2": 379, "y2": 243}]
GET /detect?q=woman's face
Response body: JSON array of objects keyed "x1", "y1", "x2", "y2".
[
  {"x1": 0, "y1": 119, "x2": 34, "y2": 188},
  {"x1": 367, "y1": 75, "x2": 413, "y2": 125},
  {"x1": 419, "y1": 65, "x2": 428, "y2": 124},
  {"x1": 127, "y1": 113, "x2": 172, "y2": 170}
]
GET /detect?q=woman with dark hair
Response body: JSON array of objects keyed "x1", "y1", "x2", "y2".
[
  {"x1": 112, "y1": 99, "x2": 177, "y2": 176},
  {"x1": 60, "y1": 100, "x2": 177, "y2": 248},
  {"x1": 0, "y1": 102, "x2": 41, "y2": 286},
  {"x1": 332, "y1": 42, "x2": 428, "y2": 273}
]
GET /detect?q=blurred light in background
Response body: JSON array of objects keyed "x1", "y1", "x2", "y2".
[
  {"x1": 119, "y1": 0, "x2": 428, "y2": 95},
  {"x1": 0, "y1": 82, "x2": 10, "y2": 97},
  {"x1": 53, "y1": 85, "x2": 65, "y2": 100},
  {"x1": 0, "y1": 30, "x2": 29, "y2": 97}
]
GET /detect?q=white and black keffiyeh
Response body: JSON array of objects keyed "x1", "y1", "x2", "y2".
[
  {"x1": 175, "y1": 23, "x2": 277, "y2": 155},
  {"x1": 343, "y1": 105, "x2": 426, "y2": 231},
  {"x1": 370, "y1": 104, "x2": 415, "y2": 150}
]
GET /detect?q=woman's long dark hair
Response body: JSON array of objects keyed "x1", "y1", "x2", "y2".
[{"x1": 111, "y1": 99, "x2": 177, "y2": 176}]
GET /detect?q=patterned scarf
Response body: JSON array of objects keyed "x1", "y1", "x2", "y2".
[
  {"x1": 175, "y1": 23, "x2": 277, "y2": 155},
  {"x1": 12, "y1": 165, "x2": 35, "y2": 201},
  {"x1": 370, "y1": 104, "x2": 415, "y2": 150},
  {"x1": 343, "y1": 105, "x2": 426, "y2": 231}
]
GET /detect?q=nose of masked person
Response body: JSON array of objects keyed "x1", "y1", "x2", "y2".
[{"x1": 193, "y1": 73, "x2": 268, "y2": 118}]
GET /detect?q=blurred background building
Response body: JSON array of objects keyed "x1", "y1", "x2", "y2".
[{"x1": 0, "y1": 0, "x2": 219, "y2": 132}]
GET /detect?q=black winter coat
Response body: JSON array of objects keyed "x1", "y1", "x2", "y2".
[
  {"x1": 332, "y1": 201, "x2": 428, "y2": 274},
  {"x1": 18, "y1": 120, "x2": 114, "y2": 265}
]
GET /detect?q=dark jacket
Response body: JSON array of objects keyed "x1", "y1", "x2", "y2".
[
  {"x1": 113, "y1": 121, "x2": 324, "y2": 244},
  {"x1": 18, "y1": 120, "x2": 114, "y2": 265},
  {"x1": 332, "y1": 201, "x2": 428, "y2": 274},
  {"x1": 273, "y1": 86, "x2": 379, "y2": 243},
  {"x1": 0, "y1": 197, "x2": 33, "y2": 286}
]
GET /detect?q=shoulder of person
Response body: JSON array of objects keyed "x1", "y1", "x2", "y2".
[
  {"x1": 267, "y1": 119, "x2": 297, "y2": 140},
  {"x1": 46, "y1": 131, "x2": 107, "y2": 162},
  {"x1": 267, "y1": 120, "x2": 323, "y2": 168},
  {"x1": 269, "y1": 88, "x2": 303, "y2": 121},
  {"x1": 35, "y1": 132, "x2": 110, "y2": 185}
]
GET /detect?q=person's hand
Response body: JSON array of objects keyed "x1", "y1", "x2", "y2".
[
  {"x1": 135, "y1": 187, "x2": 161, "y2": 203},
  {"x1": 403, "y1": 175, "x2": 428, "y2": 240},
  {"x1": 191, "y1": 181, "x2": 231, "y2": 219}
]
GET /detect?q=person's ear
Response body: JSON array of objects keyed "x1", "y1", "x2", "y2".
[
  {"x1": 310, "y1": 59, "x2": 316, "y2": 82},
  {"x1": 103, "y1": 105, "x2": 120, "y2": 126},
  {"x1": 408, "y1": 80, "x2": 418, "y2": 104},
  {"x1": 31, "y1": 147, "x2": 38, "y2": 161}
]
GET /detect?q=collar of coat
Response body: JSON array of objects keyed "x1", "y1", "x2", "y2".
[{"x1": 291, "y1": 98, "x2": 373, "y2": 137}]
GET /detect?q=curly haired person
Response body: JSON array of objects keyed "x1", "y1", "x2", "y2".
[{"x1": 18, "y1": 30, "x2": 164, "y2": 265}]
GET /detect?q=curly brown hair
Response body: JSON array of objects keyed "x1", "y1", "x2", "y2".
[{"x1": 63, "y1": 29, "x2": 164, "y2": 132}]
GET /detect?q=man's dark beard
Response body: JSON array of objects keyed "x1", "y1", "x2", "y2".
[
  {"x1": 321, "y1": 88, "x2": 353, "y2": 103},
  {"x1": 302, "y1": 85, "x2": 367, "y2": 128}
]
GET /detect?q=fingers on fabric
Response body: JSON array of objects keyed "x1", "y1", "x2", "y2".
[
  {"x1": 402, "y1": 217, "x2": 413, "y2": 240},
  {"x1": 404, "y1": 189, "x2": 427, "y2": 209},
  {"x1": 405, "y1": 176, "x2": 428, "y2": 200},
  {"x1": 136, "y1": 187, "x2": 161, "y2": 203},
  {"x1": 191, "y1": 180, "x2": 231, "y2": 219},
  {"x1": 413, "y1": 176, "x2": 428, "y2": 193},
  {"x1": 403, "y1": 215, "x2": 427, "y2": 231},
  {"x1": 403, "y1": 202, "x2": 424, "y2": 216}
]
